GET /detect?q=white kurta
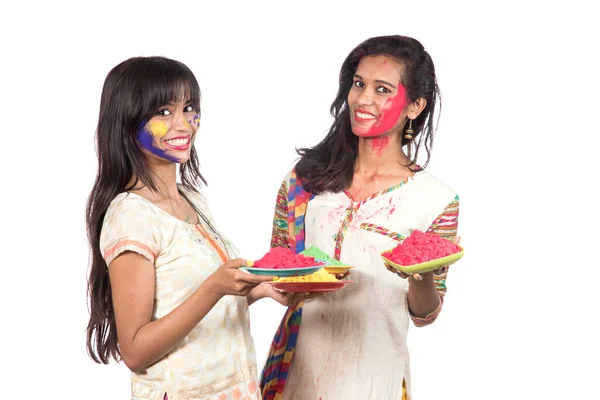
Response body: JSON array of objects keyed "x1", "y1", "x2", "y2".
[
  {"x1": 101, "y1": 188, "x2": 260, "y2": 400},
  {"x1": 282, "y1": 171, "x2": 456, "y2": 400}
]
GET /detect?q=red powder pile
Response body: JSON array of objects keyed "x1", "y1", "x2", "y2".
[
  {"x1": 254, "y1": 247, "x2": 324, "y2": 269},
  {"x1": 384, "y1": 230, "x2": 461, "y2": 265}
]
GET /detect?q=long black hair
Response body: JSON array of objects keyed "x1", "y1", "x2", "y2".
[
  {"x1": 85, "y1": 56, "x2": 210, "y2": 364},
  {"x1": 295, "y1": 35, "x2": 441, "y2": 194}
]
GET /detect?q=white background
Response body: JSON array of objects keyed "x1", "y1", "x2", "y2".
[{"x1": 1, "y1": 1, "x2": 598, "y2": 399}]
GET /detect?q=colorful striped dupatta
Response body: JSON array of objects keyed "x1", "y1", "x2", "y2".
[{"x1": 259, "y1": 171, "x2": 312, "y2": 400}]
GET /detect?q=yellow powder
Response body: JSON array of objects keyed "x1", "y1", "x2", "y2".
[
  {"x1": 276, "y1": 268, "x2": 338, "y2": 283},
  {"x1": 149, "y1": 121, "x2": 169, "y2": 137}
]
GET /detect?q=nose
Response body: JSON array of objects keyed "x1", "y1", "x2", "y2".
[
  {"x1": 356, "y1": 89, "x2": 374, "y2": 107},
  {"x1": 171, "y1": 110, "x2": 192, "y2": 132}
]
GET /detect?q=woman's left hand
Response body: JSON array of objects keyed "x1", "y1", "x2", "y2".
[{"x1": 383, "y1": 263, "x2": 436, "y2": 281}]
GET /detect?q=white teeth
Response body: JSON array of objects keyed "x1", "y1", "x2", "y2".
[
  {"x1": 356, "y1": 111, "x2": 376, "y2": 119},
  {"x1": 166, "y1": 138, "x2": 190, "y2": 146}
]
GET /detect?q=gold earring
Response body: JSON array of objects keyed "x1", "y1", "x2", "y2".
[{"x1": 404, "y1": 119, "x2": 414, "y2": 140}]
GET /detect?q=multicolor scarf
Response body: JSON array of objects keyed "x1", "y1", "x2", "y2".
[{"x1": 259, "y1": 171, "x2": 312, "y2": 400}]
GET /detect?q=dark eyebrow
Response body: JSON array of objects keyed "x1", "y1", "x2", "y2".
[
  {"x1": 165, "y1": 99, "x2": 192, "y2": 106},
  {"x1": 353, "y1": 74, "x2": 397, "y2": 89}
]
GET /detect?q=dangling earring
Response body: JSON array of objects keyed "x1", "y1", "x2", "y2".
[{"x1": 404, "y1": 119, "x2": 414, "y2": 140}]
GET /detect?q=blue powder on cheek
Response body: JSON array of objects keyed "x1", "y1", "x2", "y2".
[{"x1": 138, "y1": 127, "x2": 180, "y2": 163}]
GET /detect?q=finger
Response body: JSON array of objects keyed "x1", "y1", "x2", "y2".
[
  {"x1": 296, "y1": 292, "x2": 325, "y2": 302},
  {"x1": 335, "y1": 272, "x2": 350, "y2": 280},
  {"x1": 226, "y1": 258, "x2": 251, "y2": 268},
  {"x1": 396, "y1": 270, "x2": 409, "y2": 279},
  {"x1": 235, "y1": 271, "x2": 277, "y2": 284},
  {"x1": 411, "y1": 273, "x2": 422, "y2": 281}
]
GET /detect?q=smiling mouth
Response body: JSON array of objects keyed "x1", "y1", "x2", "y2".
[
  {"x1": 355, "y1": 110, "x2": 377, "y2": 121},
  {"x1": 164, "y1": 136, "x2": 191, "y2": 149}
]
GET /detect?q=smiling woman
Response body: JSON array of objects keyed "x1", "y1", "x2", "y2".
[
  {"x1": 260, "y1": 35, "x2": 460, "y2": 400},
  {"x1": 84, "y1": 56, "x2": 304, "y2": 400}
]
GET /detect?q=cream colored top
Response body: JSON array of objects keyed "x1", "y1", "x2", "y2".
[
  {"x1": 282, "y1": 171, "x2": 456, "y2": 400},
  {"x1": 100, "y1": 188, "x2": 259, "y2": 400}
]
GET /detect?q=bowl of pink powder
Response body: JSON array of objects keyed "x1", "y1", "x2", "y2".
[
  {"x1": 381, "y1": 230, "x2": 464, "y2": 274},
  {"x1": 242, "y1": 247, "x2": 325, "y2": 277}
]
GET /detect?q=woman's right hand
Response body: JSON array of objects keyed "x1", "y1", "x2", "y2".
[{"x1": 205, "y1": 258, "x2": 275, "y2": 297}]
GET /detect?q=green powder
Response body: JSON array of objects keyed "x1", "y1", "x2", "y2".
[{"x1": 300, "y1": 246, "x2": 345, "y2": 266}]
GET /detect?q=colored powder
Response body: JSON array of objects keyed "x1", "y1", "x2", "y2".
[
  {"x1": 383, "y1": 230, "x2": 461, "y2": 265},
  {"x1": 149, "y1": 121, "x2": 169, "y2": 137},
  {"x1": 371, "y1": 136, "x2": 389, "y2": 155},
  {"x1": 300, "y1": 246, "x2": 345, "y2": 266},
  {"x1": 361, "y1": 84, "x2": 408, "y2": 137},
  {"x1": 254, "y1": 247, "x2": 323, "y2": 269},
  {"x1": 276, "y1": 268, "x2": 338, "y2": 283},
  {"x1": 138, "y1": 126, "x2": 179, "y2": 162}
]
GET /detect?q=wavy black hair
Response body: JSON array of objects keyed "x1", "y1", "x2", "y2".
[
  {"x1": 85, "y1": 57, "x2": 212, "y2": 364},
  {"x1": 295, "y1": 35, "x2": 441, "y2": 194}
]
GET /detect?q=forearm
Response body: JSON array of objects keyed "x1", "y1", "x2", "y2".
[
  {"x1": 122, "y1": 281, "x2": 222, "y2": 371},
  {"x1": 246, "y1": 284, "x2": 267, "y2": 306},
  {"x1": 407, "y1": 275, "x2": 441, "y2": 318}
]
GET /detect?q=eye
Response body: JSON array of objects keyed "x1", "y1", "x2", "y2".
[
  {"x1": 157, "y1": 108, "x2": 172, "y2": 116},
  {"x1": 376, "y1": 86, "x2": 391, "y2": 94},
  {"x1": 184, "y1": 105, "x2": 194, "y2": 113},
  {"x1": 353, "y1": 80, "x2": 365, "y2": 88}
]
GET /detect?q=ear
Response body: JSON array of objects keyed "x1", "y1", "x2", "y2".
[{"x1": 407, "y1": 97, "x2": 427, "y2": 119}]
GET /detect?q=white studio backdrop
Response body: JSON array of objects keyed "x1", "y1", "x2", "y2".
[{"x1": 1, "y1": 1, "x2": 598, "y2": 399}]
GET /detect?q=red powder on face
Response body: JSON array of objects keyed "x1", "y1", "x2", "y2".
[
  {"x1": 358, "y1": 84, "x2": 408, "y2": 137},
  {"x1": 371, "y1": 136, "x2": 389, "y2": 155},
  {"x1": 384, "y1": 230, "x2": 461, "y2": 265},
  {"x1": 254, "y1": 247, "x2": 323, "y2": 269}
]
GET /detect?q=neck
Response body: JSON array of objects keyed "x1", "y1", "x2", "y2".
[
  {"x1": 132, "y1": 159, "x2": 181, "y2": 200},
  {"x1": 355, "y1": 133, "x2": 411, "y2": 175}
]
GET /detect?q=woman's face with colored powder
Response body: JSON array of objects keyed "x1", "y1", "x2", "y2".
[
  {"x1": 138, "y1": 99, "x2": 200, "y2": 163},
  {"x1": 347, "y1": 55, "x2": 410, "y2": 138}
]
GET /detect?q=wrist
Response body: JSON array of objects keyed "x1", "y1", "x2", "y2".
[
  {"x1": 247, "y1": 284, "x2": 266, "y2": 306},
  {"x1": 202, "y1": 275, "x2": 224, "y2": 302}
]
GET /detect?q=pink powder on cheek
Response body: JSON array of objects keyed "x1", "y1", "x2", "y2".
[{"x1": 366, "y1": 84, "x2": 408, "y2": 137}]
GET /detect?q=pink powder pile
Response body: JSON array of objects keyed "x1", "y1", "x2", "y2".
[
  {"x1": 384, "y1": 230, "x2": 461, "y2": 265},
  {"x1": 254, "y1": 247, "x2": 323, "y2": 269}
]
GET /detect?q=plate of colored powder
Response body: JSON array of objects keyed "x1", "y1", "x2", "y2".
[
  {"x1": 241, "y1": 247, "x2": 325, "y2": 277},
  {"x1": 381, "y1": 230, "x2": 464, "y2": 274},
  {"x1": 300, "y1": 246, "x2": 355, "y2": 274},
  {"x1": 268, "y1": 281, "x2": 353, "y2": 293}
]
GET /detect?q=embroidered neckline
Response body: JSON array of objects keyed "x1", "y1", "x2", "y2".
[{"x1": 343, "y1": 171, "x2": 416, "y2": 205}]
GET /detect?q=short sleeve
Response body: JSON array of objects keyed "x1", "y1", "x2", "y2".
[{"x1": 100, "y1": 194, "x2": 160, "y2": 266}]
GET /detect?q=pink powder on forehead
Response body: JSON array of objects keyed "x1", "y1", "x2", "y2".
[
  {"x1": 254, "y1": 247, "x2": 323, "y2": 269},
  {"x1": 384, "y1": 230, "x2": 461, "y2": 265}
]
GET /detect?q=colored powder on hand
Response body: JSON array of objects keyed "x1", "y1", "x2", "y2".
[
  {"x1": 384, "y1": 230, "x2": 461, "y2": 265},
  {"x1": 300, "y1": 246, "x2": 345, "y2": 266},
  {"x1": 254, "y1": 247, "x2": 323, "y2": 269}
]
